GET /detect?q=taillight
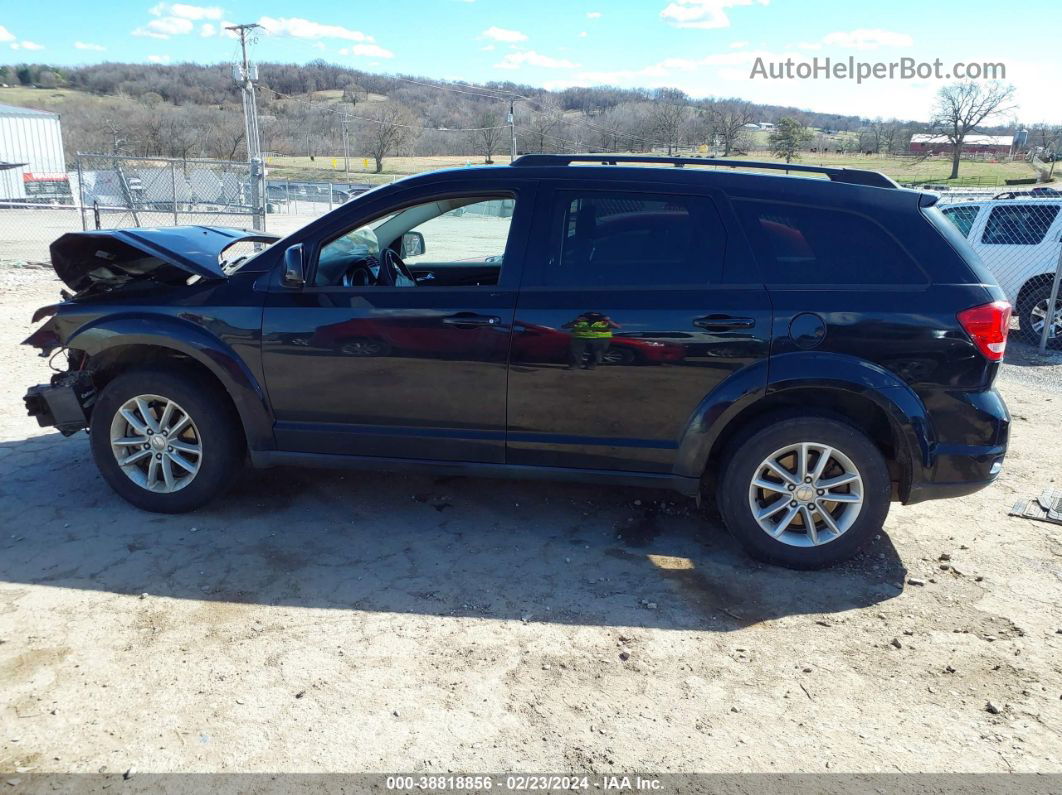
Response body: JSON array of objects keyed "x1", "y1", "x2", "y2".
[{"x1": 957, "y1": 301, "x2": 1012, "y2": 361}]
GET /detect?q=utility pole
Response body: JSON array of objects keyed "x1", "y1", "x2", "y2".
[
  {"x1": 508, "y1": 98, "x2": 517, "y2": 162},
  {"x1": 342, "y1": 114, "x2": 350, "y2": 175},
  {"x1": 226, "y1": 22, "x2": 265, "y2": 231}
]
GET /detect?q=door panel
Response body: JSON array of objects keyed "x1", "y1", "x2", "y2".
[
  {"x1": 507, "y1": 287, "x2": 772, "y2": 472},
  {"x1": 506, "y1": 186, "x2": 771, "y2": 473},
  {"x1": 262, "y1": 288, "x2": 515, "y2": 461},
  {"x1": 260, "y1": 188, "x2": 534, "y2": 463}
]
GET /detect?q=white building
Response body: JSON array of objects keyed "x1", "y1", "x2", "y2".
[{"x1": 0, "y1": 103, "x2": 69, "y2": 203}]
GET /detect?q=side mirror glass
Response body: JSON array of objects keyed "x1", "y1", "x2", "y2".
[
  {"x1": 282, "y1": 244, "x2": 305, "y2": 287},
  {"x1": 400, "y1": 231, "x2": 425, "y2": 258}
]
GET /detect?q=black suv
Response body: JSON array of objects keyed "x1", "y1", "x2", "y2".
[{"x1": 23, "y1": 155, "x2": 1012, "y2": 569}]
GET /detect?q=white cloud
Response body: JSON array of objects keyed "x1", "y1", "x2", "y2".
[
  {"x1": 338, "y1": 43, "x2": 394, "y2": 58},
  {"x1": 578, "y1": 31, "x2": 588, "y2": 38},
  {"x1": 150, "y1": 3, "x2": 222, "y2": 20},
  {"x1": 729, "y1": 40, "x2": 748, "y2": 48},
  {"x1": 821, "y1": 28, "x2": 913, "y2": 50},
  {"x1": 481, "y1": 43, "x2": 496, "y2": 51},
  {"x1": 19, "y1": 40, "x2": 44, "y2": 50},
  {"x1": 660, "y1": 0, "x2": 769, "y2": 30},
  {"x1": 75, "y1": 41, "x2": 107, "y2": 51},
  {"x1": 0, "y1": 25, "x2": 14, "y2": 42},
  {"x1": 481, "y1": 26, "x2": 527, "y2": 43},
  {"x1": 199, "y1": 23, "x2": 215, "y2": 37},
  {"x1": 495, "y1": 50, "x2": 580, "y2": 70},
  {"x1": 146, "y1": 54, "x2": 171, "y2": 63},
  {"x1": 257, "y1": 16, "x2": 373, "y2": 41},
  {"x1": 133, "y1": 17, "x2": 195, "y2": 38},
  {"x1": 586, "y1": 11, "x2": 602, "y2": 18}
]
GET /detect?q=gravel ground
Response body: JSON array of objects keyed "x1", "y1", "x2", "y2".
[{"x1": 1, "y1": 269, "x2": 1060, "y2": 777}]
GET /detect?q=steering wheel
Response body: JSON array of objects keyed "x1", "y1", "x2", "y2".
[
  {"x1": 378, "y1": 247, "x2": 418, "y2": 288},
  {"x1": 340, "y1": 255, "x2": 379, "y2": 288}
]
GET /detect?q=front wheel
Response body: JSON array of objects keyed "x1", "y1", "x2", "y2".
[
  {"x1": 717, "y1": 416, "x2": 891, "y2": 569},
  {"x1": 1017, "y1": 282, "x2": 1062, "y2": 348},
  {"x1": 89, "y1": 368, "x2": 244, "y2": 513}
]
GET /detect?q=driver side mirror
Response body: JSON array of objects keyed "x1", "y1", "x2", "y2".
[
  {"x1": 282, "y1": 243, "x2": 305, "y2": 288},
  {"x1": 400, "y1": 231, "x2": 425, "y2": 258}
]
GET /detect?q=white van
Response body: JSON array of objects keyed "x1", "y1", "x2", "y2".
[{"x1": 940, "y1": 197, "x2": 1062, "y2": 345}]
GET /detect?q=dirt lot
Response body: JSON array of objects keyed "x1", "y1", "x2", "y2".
[{"x1": 1, "y1": 268, "x2": 1061, "y2": 777}]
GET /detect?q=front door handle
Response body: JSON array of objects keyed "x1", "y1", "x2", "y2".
[
  {"x1": 694, "y1": 315, "x2": 756, "y2": 330},
  {"x1": 442, "y1": 313, "x2": 502, "y2": 328}
]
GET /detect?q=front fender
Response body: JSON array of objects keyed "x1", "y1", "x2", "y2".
[
  {"x1": 64, "y1": 313, "x2": 274, "y2": 451},
  {"x1": 674, "y1": 352, "x2": 934, "y2": 496}
]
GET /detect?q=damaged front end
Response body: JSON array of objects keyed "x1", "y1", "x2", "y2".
[
  {"x1": 22, "y1": 225, "x2": 279, "y2": 436},
  {"x1": 24, "y1": 364, "x2": 96, "y2": 437}
]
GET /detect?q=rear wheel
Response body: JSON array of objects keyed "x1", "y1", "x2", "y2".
[
  {"x1": 718, "y1": 416, "x2": 891, "y2": 569},
  {"x1": 1017, "y1": 282, "x2": 1062, "y2": 348},
  {"x1": 89, "y1": 368, "x2": 244, "y2": 513}
]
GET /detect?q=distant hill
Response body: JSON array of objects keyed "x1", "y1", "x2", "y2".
[{"x1": 0, "y1": 60, "x2": 1008, "y2": 165}]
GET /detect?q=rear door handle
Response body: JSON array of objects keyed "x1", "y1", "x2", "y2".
[
  {"x1": 694, "y1": 315, "x2": 756, "y2": 330},
  {"x1": 442, "y1": 313, "x2": 502, "y2": 328}
]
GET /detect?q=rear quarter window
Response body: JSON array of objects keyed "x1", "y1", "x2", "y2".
[{"x1": 734, "y1": 199, "x2": 928, "y2": 287}]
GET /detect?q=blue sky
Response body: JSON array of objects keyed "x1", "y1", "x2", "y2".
[{"x1": 1, "y1": 0, "x2": 1058, "y2": 122}]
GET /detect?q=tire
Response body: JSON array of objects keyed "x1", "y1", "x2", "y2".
[
  {"x1": 1017, "y1": 282, "x2": 1062, "y2": 348},
  {"x1": 717, "y1": 416, "x2": 891, "y2": 569},
  {"x1": 89, "y1": 367, "x2": 244, "y2": 513}
]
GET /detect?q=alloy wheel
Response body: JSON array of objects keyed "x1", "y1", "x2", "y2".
[
  {"x1": 747, "y1": 442, "x2": 864, "y2": 547},
  {"x1": 109, "y1": 394, "x2": 203, "y2": 493},
  {"x1": 1030, "y1": 298, "x2": 1062, "y2": 339}
]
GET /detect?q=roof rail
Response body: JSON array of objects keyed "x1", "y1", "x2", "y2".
[{"x1": 511, "y1": 153, "x2": 899, "y2": 189}]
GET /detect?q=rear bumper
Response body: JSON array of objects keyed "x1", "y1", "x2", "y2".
[
  {"x1": 905, "y1": 444, "x2": 1006, "y2": 504},
  {"x1": 904, "y1": 388, "x2": 1009, "y2": 505}
]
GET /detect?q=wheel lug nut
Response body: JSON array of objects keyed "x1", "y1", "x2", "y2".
[
  {"x1": 804, "y1": 477, "x2": 812, "y2": 483},
  {"x1": 790, "y1": 501, "x2": 798, "y2": 508},
  {"x1": 787, "y1": 484, "x2": 795, "y2": 491},
  {"x1": 155, "y1": 453, "x2": 162, "y2": 460},
  {"x1": 143, "y1": 444, "x2": 149, "y2": 450},
  {"x1": 167, "y1": 447, "x2": 173, "y2": 453},
  {"x1": 817, "y1": 489, "x2": 825, "y2": 496}
]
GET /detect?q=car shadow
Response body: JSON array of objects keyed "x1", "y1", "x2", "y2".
[{"x1": 0, "y1": 431, "x2": 907, "y2": 632}]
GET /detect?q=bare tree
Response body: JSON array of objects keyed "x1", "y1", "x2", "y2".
[
  {"x1": 469, "y1": 110, "x2": 505, "y2": 163},
  {"x1": 651, "y1": 88, "x2": 690, "y2": 156},
  {"x1": 357, "y1": 102, "x2": 418, "y2": 173},
  {"x1": 931, "y1": 81, "x2": 1017, "y2": 179},
  {"x1": 711, "y1": 101, "x2": 754, "y2": 157},
  {"x1": 768, "y1": 117, "x2": 813, "y2": 163},
  {"x1": 526, "y1": 98, "x2": 564, "y2": 153}
]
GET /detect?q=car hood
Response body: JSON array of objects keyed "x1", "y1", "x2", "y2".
[{"x1": 49, "y1": 226, "x2": 280, "y2": 293}]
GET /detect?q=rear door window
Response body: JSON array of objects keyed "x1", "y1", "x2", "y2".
[
  {"x1": 941, "y1": 204, "x2": 981, "y2": 238},
  {"x1": 981, "y1": 204, "x2": 1061, "y2": 245},
  {"x1": 734, "y1": 200, "x2": 927, "y2": 286},
  {"x1": 543, "y1": 191, "x2": 726, "y2": 287}
]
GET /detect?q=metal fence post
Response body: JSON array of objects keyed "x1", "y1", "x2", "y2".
[
  {"x1": 1040, "y1": 246, "x2": 1062, "y2": 354},
  {"x1": 171, "y1": 161, "x2": 179, "y2": 225},
  {"x1": 76, "y1": 154, "x2": 87, "y2": 231}
]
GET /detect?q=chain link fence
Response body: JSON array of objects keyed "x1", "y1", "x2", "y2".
[
  {"x1": 937, "y1": 193, "x2": 1062, "y2": 352},
  {"x1": 0, "y1": 154, "x2": 266, "y2": 264}
]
